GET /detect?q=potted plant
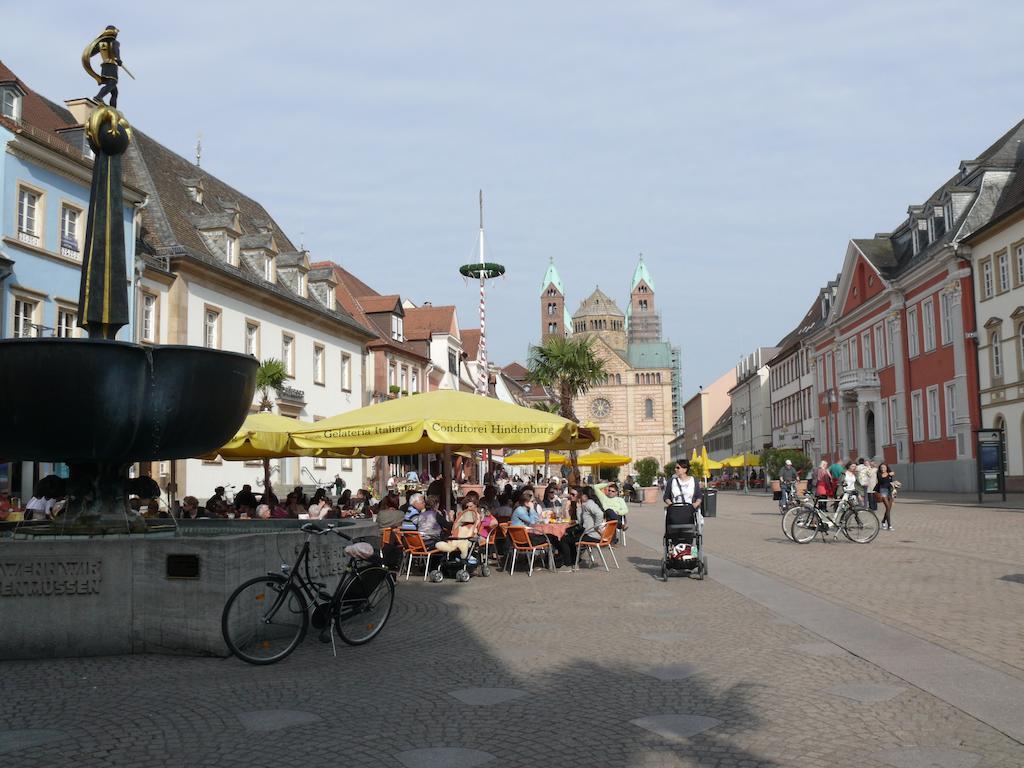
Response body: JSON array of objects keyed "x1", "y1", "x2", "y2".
[
  {"x1": 634, "y1": 457, "x2": 662, "y2": 504},
  {"x1": 388, "y1": 384, "x2": 401, "y2": 397}
]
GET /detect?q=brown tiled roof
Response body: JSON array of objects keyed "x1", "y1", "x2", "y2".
[
  {"x1": 404, "y1": 305, "x2": 458, "y2": 340},
  {"x1": 502, "y1": 362, "x2": 530, "y2": 380},
  {"x1": 311, "y1": 260, "x2": 429, "y2": 362},
  {"x1": 330, "y1": 263, "x2": 380, "y2": 299},
  {"x1": 461, "y1": 328, "x2": 481, "y2": 360},
  {"x1": 124, "y1": 130, "x2": 372, "y2": 338},
  {"x1": 358, "y1": 295, "x2": 401, "y2": 313},
  {"x1": 0, "y1": 61, "x2": 76, "y2": 137}
]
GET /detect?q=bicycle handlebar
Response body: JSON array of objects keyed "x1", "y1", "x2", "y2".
[{"x1": 300, "y1": 521, "x2": 353, "y2": 541}]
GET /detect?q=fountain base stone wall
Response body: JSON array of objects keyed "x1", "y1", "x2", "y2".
[{"x1": 0, "y1": 521, "x2": 377, "y2": 660}]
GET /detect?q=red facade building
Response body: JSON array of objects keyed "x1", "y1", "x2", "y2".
[{"x1": 811, "y1": 119, "x2": 1024, "y2": 491}]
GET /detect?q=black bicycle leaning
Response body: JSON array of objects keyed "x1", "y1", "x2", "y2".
[{"x1": 221, "y1": 522, "x2": 396, "y2": 665}]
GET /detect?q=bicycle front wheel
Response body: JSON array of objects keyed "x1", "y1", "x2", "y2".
[
  {"x1": 334, "y1": 566, "x2": 395, "y2": 646},
  {"x1": 781, "y1": 506, "x2": 801, "y2": 541},
  {"x1": 841, "y1": 507, "x2": 880, "y2": 543},
  {"x1": 790, "y1": 509, "x2": 819, "y2": 544},
  {"x1": 222, "y1": 574, "x2": 308, "y2": 664}
]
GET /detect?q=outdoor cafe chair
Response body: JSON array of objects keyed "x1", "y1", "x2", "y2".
[
  {"x1": 398, "y1": 530, "x2": 441, "y2": 582},
  {"x1": 505, "y1": 525, "x2": 552, "y2": 577},
  {"x1": 574, "y1": 520, "x2": 619, "y2": 572}
]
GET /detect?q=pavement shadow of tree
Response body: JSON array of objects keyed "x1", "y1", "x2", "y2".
[{"x1": 2, "y1": 560, "x2": 780, "y2": 768}]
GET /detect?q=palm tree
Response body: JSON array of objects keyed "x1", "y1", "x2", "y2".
[
  {"x1": 526, "y1": 336, "x2": 608, "y2": 481},
  {"x1": 254, "y1": 358, "x2": 288, "y2": 494},
  {"x1": 256, "y1": 359, "x2": 287, "y2": 412}
]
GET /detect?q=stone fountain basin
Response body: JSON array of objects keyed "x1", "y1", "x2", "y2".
[{"x1": 0, "y1": 338, "x2": 257, "y2": 463}]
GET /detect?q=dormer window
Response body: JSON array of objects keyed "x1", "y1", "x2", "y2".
[
  {"x1": 930, "y1": 206, "x2": 946, "y2": 240},
  {"x1": 225, "y1": 235, "x2": 238, "y2": 266},
  {"x1": 913, "y1": 219, "x2": 930, "y2": 254},
  {"x1": 297, "y1": 272, "x2": 307, "y2": 297},
  {"x1": 1, "y1": 86, "x2": 22, "y2": 122},
  {"x1": 391, "y1": 314, "x2": 404, "y2": 341},
  {"x1": 264, "y1": 254, "x2": 275, "y2": 282}
]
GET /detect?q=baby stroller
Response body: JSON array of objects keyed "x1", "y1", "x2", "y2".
[
  {"x1": 661, "y1": 503, "x2": 707, "y2": 581},
  {"x1": 427, "y1": 533, "x2": 481, "y2": 583}
]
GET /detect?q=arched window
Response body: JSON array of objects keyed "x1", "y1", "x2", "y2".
[
  {"x1": 992, "y1": 331, "x2": 1003, "y2": 377},
  {"x1": 644, "y1": 398, "x2": 654, "y2": 418},
  {"x1": 1018, "y1": 324, "x2": 1024, "y2": 370},
  {"x1": 547, "y1": 303, "x2": 555, "y2": 316},
  {"x1": 616, "y1": 373, "x2": 621, "y2": 385},
  {"x1": 656, "y1": 372, "x2": 662, "y2": 384}
]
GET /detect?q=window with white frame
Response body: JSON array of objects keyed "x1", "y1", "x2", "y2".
[
  {"x1": 411, "y1": 368, "x2": 419, "y2": 393},
  {"x1": 940, "y1": 292, "x2": 953, "y2": 345},
  {"x1": 886, "y1": 317, "x2": 897, "y2": 362},
  {"x1": 991, "y1": 330, "x2": 1003, "y2": 378},
  {"x1": 17, "y1": 187, "x2": 40, "y2": 245},
  {"x1": 282, "y1": 333, "x2": 295, "y2": 376},
  {"x1": 264, "y1": 255, "x2": 275, "y2": 282},
  {"x1": 1, "y1": 87, "x2": 22, "y2": 121},
  {"x1": 226, "y1": 235, "x2": 238, "y2": 266},
  {"x1": 141, "y1": 293, "x2": 157, "y2": 343},
  {"x1": 838, "y1": 345, "x2": 848, "y2": 373},
  {"x1": 816, "y1": 357, "x2": 823, "y2": 389},
  {"x1": 911, "y1": 391, "x2": 923, "y2": 441},
  {"x1": 203, "y1": 308, "x2": 221, "y2": 349},
  {"x1": 60, "y1": 205, "x2": 81, "y2": 258},
  {"x1": 13, "y1": 297, "x2": 37, "y2": 338},
  {"x1": 244, "y1": 321, "x2": 259, "y2": 357},
  {"x1": 982, "y1": 261, "x2": 993, "y2": 298},
  {"x1": 391, "y1": 314, "x2": 404, "y2": 342},
  {"x1": 907, "y1": 306, "x2": 920, "y2": 357},
  {"x1": 297, "y1": 272, "x2": 307, "y2": 297},
  {"x1": 1017, "y1": 244, "x2": 1024, "y2": 285},
  {"x1": 340, "y1": 353, "x2": 352, "y2": 391},
  {"x1": 889, "y1": 396, "x2": 898, "y2": 437},
  {"x1": 56, "y1": 307, "x2": 77, "y2": 338},
  {"x1": 931, "y1": 205, "x2": 946, "y2": 239},
  {"x1": 922, "y1": 298, "x2": 936, "y2": 352},
  {"x1": 848, "y1": 337, "x2": 858, "y2": 369},
  {"x1": 401, "y1": 366, "x2": 409, "y2": 394},
  {"x1": 313, "y1": 343, "x2": 325, "y2": 385},
  {"x1": 999, "y1": 252, "x2": 1010, "y2": 292},
  {"x1": 944, "y1": 381, "x2": 956, "y2": 437},
  {"x1": 926, "y1": 386, "x2": 940, "y2": 439},
  {"x1": 861, "y1": 330, "x2": 872, "y2": 369},
  {"x1": 825, "y1": 352, "x2": 833, "y2": 387},
  {"x1": 881, "y1": 399, "x2": 890, "y2": 445}
]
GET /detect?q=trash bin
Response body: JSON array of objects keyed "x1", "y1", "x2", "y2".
[{"x1": 702, "y1": 488, "x2": 717, "y2": 518}]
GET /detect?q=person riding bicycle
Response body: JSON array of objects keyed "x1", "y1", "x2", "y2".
[{"x1": 778, "y1": 460, "x2": 798, "y2": 510}]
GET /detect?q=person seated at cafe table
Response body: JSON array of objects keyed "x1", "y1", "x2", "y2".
[
  {"x1": 508, "y1": 489, "x2": 548, "y2": 545},
  {"x1": 576, "y1": 486, "x2": 607, "y2": 542},
  {"x1": 436, "y1": 500, "x2": 480, "y2": 558},
  {"x1": 540, "y1": 482, "x2": 563, "y2": 516},
  {"x1": 596, "y1": 482, "x2": 628, "y2": 532},
  {"x1": 415, "y1": 495, "x2": 451, "y2": 548}
]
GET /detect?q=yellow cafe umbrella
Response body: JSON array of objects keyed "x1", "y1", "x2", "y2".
[
  {"x1": 289, "y1": 389, "x2": 599, "y2": 457},
  {"x1": 701, "y1": 445, "x2": 724, "y2": 472},
  {"x1": 505, "y1": 449, "x2": 569, "y2": 466},
  {"x1": 577, "y1": 451, "x2": 632, "y2": 468},
  {"x1": 202, "y1": 412, "x2": 314, "y2": 460},
  {"x1": 690, "y1": 448, "x2": 699, "y2": 463}
]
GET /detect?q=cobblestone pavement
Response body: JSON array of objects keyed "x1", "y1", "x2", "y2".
[
  {"x1": 1, "y1": 502, "x2": 1023, "y2": 767},
  {"x1": 694, "y1": 491, "x2": 1024, "y2": 678}
]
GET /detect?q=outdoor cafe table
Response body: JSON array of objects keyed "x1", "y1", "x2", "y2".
[{"x1": 531, "y1": 521, "x2": 574, "y2": 539}]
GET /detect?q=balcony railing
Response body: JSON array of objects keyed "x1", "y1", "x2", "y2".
[{"x1": 838, "y1": 368, "x2": 880, "y2": 392}]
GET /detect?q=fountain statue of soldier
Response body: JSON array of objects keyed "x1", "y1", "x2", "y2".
[{"x1": 83, "y1": 25, "x2": 128, "y2": 107}]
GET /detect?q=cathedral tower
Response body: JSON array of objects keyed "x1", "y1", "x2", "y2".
[
  {"x1": 627, "y1": 255, "x2": 662, "y2": 343},
  {"x1": 539, "y1": 258, "x2": 569, "y2": 342}
]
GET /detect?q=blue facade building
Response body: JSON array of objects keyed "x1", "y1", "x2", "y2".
[{"x1": 0, "y1": 62, "x2": 143, "y2": 500}]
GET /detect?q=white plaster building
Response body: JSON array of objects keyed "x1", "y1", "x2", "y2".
[
  {"x1": 729, "y1": 347, "x2": 778, "y2": 455},
  {"x1": 964, "y1": 180, "x2": 1024, "y2": 489},
  {"x1": 126, "y1": 129, "x2": 375, "y2": 500}
]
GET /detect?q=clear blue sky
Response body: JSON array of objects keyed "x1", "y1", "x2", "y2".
[{"x1": 5, "y1": 2, "x2": 1024, "y2": 396}]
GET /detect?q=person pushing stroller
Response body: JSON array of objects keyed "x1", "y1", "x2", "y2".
[{"x1": 661, "y1": 459, "x2": 708, "y2": 580}]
